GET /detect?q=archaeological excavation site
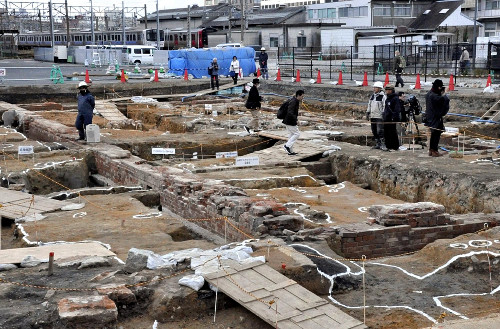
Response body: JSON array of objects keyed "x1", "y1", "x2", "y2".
[{"x1": 0, "y1": 79, "x2": 500, "y2": 329}]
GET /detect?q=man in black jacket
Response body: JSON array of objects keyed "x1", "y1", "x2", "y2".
[
  {"x1": 244, "y1": 78, "x2": 262, "y2": 133},
  {"x1": 283, "y1": 90, "x2": 305, "y2": 155},
  {"x1": 425, "y1": 79, "x2": 450, "y2": 157},
  {"x1": 383, "y1": 85, "x2": 401, "y2": 151}
]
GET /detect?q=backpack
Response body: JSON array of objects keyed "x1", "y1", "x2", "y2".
[
  {"x1": 207, "y1": 66, "x2": 213, "y2": 75},
  {"x1": 277, "y1": 99, "x2": 291, "y2": 119},
  {"x1": 400, "y1": 56, "x2": 406, "y2": 69}
]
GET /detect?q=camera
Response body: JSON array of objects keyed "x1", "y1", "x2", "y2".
[{"x1": 404, "y1": 94, "x2": 421, "y2": 116}]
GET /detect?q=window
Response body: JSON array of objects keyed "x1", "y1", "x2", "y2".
[
  {"x1": 134, "y1": 49, "x2": 141, "y2": 54},
  {"x1": 373, "y1": 4, "x2": 391, "y2": 16},
  {"x1": 339, "y1": 7, "x2": 348, "y2": 17},
  {"x1": 308, "y1": 9, "x2": 314, "y2": 19},
  {"x1": 485, "y1": 22, "x2": 496, "y2": 29},
  {"x1": 297, "y1": 36, "x2": 306, "y2": 47},
  {"x1": 327, "y1": 8, "x2": 336, "y2": 18},
  {"x1": 486, "y1": 0, "x2": 500, "y2": 9},
  {"x1": 318, "y1": 9, "x2": 327, "y2": 19},
  {"x1": 143, "y1": 48, "x2": 151, "y2": 55},
  {"x1": 270, "y1": 36, "x2": 279, "y2": 47},
  {"x1": 423, "y1": 34, "x2": 432, "y2": 40},
  {"x1": 394, "y1": 4, "x2": 411, "y2": 16}
]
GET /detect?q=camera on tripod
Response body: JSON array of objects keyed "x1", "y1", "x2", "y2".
[{"x1": 403, "y1": 94, "x2": 422, "y2": 118}]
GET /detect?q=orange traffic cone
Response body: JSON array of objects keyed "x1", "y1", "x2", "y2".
[
  {"x1": 362, "y1": 71, "x2": 368, "y2": 86},
  {"x1": 296, "y1": 69, "x2": 301, "y2": 82},
  {"x1": 384, "y1": 72, "x2": 389, "y2": 87},
  {"x1": 256, "y1": 68, "x2": 261, "y2": 78},
  {"x1": 486, "y1": 74, "x2": 492, "y2": 87},
  {"x1": 338, "y1": 71, "x2": 343, "y2": 85},
  {"x1": 153, "y1": 69, "x2": 159, "y2": 82},
  {"x1": 316, "y1": 70, "x2": 322, "y2": 84},
  {"x1": 276, "y1": 68, "x2": 281, "y2": 81},
  {"x1": 184, "y1": 69, "x2": 188, "y2": 81},
  {"x1": 415, "y1": 74, "x2": 421, "y2": 89},
  {"x1": 85, "y1": 70, "x2": 90, "y2": 83},
  {"x1": 448, "y1": 74, "x2": 455, "y2": 91},
  {"x1": 120, "y1": 69, "x2": 126, "y2": 83}
]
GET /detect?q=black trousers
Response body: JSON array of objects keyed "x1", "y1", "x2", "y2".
[
  {"x1": 232, "y1": 74, "x2": 238, "y2": 84},
  {"x1": 370, "y1": 118, "x2": 384, "y2": 140},
  {"x1": 384, "y1": 123, "x2": 400, "y2": 150},
  {"x1": 429, "y1": 129, "x2": 442, "y2": 151},
  {"x1": 395, "y1": 73, "x2": 404, "y2": 87}
]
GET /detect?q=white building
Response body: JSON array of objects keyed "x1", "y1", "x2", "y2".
[
  {"x1": 306, "y1": 0, "x2": 371, "y2": 27},
  {"x1": 261, "y1": 0, "x2": 321, "y2": 9}
]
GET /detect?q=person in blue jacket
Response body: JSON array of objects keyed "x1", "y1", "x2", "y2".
[{"x1": 75, "y1": 81, "x2": 95, "y2": 141}]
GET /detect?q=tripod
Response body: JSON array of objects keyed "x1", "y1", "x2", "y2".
[{"x1": 405, "y1": 109, "x2": 425, "y2": 150}]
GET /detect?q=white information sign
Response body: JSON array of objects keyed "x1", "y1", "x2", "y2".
[
  {"x1": 445, "y1": 127, "x2": 459, "y2": 133},
  {"x1": 235, "y1": 156, "x2": 259, "y2": 167},
  {"x1": 216, "y1": 151, "x2": 238, "y2": 159},
  {"x1": 152, "y1": 148, "x2": 175, "y2": 155},
  {"x1": 18, "y1": 145, "x2": 34, "y2": 155},
  {"x1": 205, "y1": 104, "x2": 212, "y2": 111},
  {"x1": 0, "y1": 68, "x2": 6, "y2": 76},
  {"x1": 212, "y1": 110, "x2": 218, "y2": 117}
]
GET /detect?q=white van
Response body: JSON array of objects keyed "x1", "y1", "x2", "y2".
[{"x1": 126, "y1": 45, "x2": 156, "y2": 64}]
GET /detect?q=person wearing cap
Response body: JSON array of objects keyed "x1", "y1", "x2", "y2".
[
  {"x1": 383, "y1": 85, "x2": 401, "y2": 151},
  {"x1": 258, "y1": 47, "x2": 269, "y2": 80},
  {"x1": 425, "y1": 79, "x2": 450, "y2": 157},
  {"x1": 209, "y1": 58, "x2": 219, "y2": 90},
  {"x1": 366, "y1": 81, "x2": 387, "y2": 150},
  {"x1": 244, "y1": 78, "x2": 263, "y2": 133},
  {"x1": 75, "y1": 81, "x2": 95, "y2": 141}
]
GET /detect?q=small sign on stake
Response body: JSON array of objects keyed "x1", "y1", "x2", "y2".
[
  {"x1": 205, "y1": 104, "x2": 212, "y2": 114},
  {"x1": 152, "y1": 148, "x2": 175, "y2": 155},
  {"x1": 216, "y1": 151, "x2": 238, "y2": 159},
  {"x1": 0, "y1": 68, "x2": 6, "y2": 76},
  {"x1": 18, "y1": 145, "x2": 35, "y2": 163},
  {"x1": 235, "y1": 156, "x2": 259, "y2": 167}
]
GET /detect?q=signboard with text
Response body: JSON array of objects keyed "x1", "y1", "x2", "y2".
[
  {"x1": 216, "y1": 151, "x2": 238, "y2": 159},
  {"x1": 18, "y1": 145, "x2": 34, "y2": 155},
  {"x1": 152, "y1": 148, "x2": 175, "y2": 155},
  {"x1": 235, "y1": 156, "x2": 259, "y2": 167}
]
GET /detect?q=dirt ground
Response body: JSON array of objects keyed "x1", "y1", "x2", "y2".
[{"x1": 7, "y1": 194, "x2": 219, "y2": 260}]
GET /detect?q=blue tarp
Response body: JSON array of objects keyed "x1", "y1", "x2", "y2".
[{"x1": 168, "y1": 47, "x2": 256, "y2": 79}]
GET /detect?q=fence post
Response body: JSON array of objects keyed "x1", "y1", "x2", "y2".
[
  {"x1": 310, "y1": 47, "x2": 313, "y2": 79},
  {"x1": 350, "y1": 45, "x2": 353, "y2": 81},
  {"x1": 329, "y1": 46, "x2": 332, "y2": 80},
  {"x1": 373, "y1": 45, "x2": 376, "y2": 82},
  {"x1": 414, "y1": 45, "x2": 417, "y2": 75},
  {"x1": 437, "y1": 45, "x2": 440, "y2": 75},
  {"x1": 277, "y1": 46, "x2": 280, "y2": 70},
  {"x1": 425, "y1": 44, "x2": 428, "y2": 82},
  {"x1": 292, "y1": 47, "x2": 295, "y2": 77}
]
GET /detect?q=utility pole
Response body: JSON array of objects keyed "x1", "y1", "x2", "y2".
[
  {"x1": 228, "y1": 7, "x2": 232, "y2": 42},
  {"x1": 240, "y1": 0, "x2": 245, "y2": 44},
  {"x1": 187, "y1": 5, "x2": 191, "y2": 48},
  {"x1": 65, "y1": 0, "x2": 70, "y2": 46},
  {"x1": 49, "y1": 0, "x2": 54, "y2": 48},
  {"x1": 122, "y1": 1, "x2": 125, "y2": 46},
  {"x1": 144, "y1": 4, "x2": 147, "y2": 29},
  {"x1": 156, "y1": 0, "x2": 159, "y2": 49},
  {"x1": 90, "y1": 0, "x2": 95, "y2": 45},
  {"x1": 39, "y1": 10, "x2": 42, "y2": 32},
  {"x1": 472, "y1": 0, "x2": 478, "y2": 70}
]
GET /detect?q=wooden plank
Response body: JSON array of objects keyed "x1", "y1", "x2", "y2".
[
  {"x1": 267, "y1": 279, "x2": 297, "y2": 292},
  {"x1": 238, "y1": 268, "x2": 276, "y2": 292},
  {"x1": 285, "y1": 284, "x2": 325, "y2": 305},
  {"x1": 315, "y1": 303, "x2": 363, "y2": 325},
  {"x1": 290, "y1": 308, "x2": 324, "y2": 323},
  {"x1": 277, "y1": 320, "x2": 302, "y2": 329},
  {"x1": 252, "y1": 263, "x2": 288, "y2": 284},
  {"x1": 203, "y1": 267, "x2": 237, "y2": 280}
]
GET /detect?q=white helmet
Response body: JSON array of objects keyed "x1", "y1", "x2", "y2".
[
  {"x1": 261, "y1": 47, "x2": 266, "y2": 51},
  {"x1": 373, "y1": 81, "x2": 384, "y2": 89},
  {"x1": 78, "y1": 81, "x2": 89, "y2": 88}
]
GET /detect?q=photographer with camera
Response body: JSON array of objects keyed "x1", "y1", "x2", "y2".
[
  {"x1": 425, "y1": 79, "x2": 450, "y2": 157},
  {"x1": 366, "y1": 81, "x2": 387, "y2": 151}
]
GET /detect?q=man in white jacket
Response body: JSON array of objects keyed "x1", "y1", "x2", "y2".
[
  {"x1": 366, "y1": 81, "x2": 387, "y2": 151},
  {"x1": 230, "y1": 56, "x2": 240, "y2": 85}
]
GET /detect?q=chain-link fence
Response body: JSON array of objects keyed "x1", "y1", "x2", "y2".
[{"x1": 277, "y1": 43, "x2": 500, "y2": 83}]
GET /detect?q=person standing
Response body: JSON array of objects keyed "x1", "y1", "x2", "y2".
[
  {"x1": 383, "y1": 85, "x2": 401, "y2": 151},
  {"x1": 283, "y1": 90, "x2": 305, "y2": 155},
  {"x1": 258, "y1": 47, "x2": 269, "y2": 80},
  {"x1": 209, "y1": 58, "x2": 219, "y2": 90},
  {"x1": 75, "y1": 81, "x2": 95, "y2": 141},
  {"x1": 229, "y1": 56, "x2": 240, "y2": 85},
  {"x1": 394, "y1": 50, "x2": 405, "y2": 87},
  {"x1": 244, "y1": 78, "x2": 263, "y2": 133},
  {"x1": 459, "y1": 47, "x2": 470, "y2": 75},
  {"x1": 425, "y1": 79, "x2": 450, "y2": 157},
  {"x1": 366, "y1": 81, "x2": 387, "y2": 151}
]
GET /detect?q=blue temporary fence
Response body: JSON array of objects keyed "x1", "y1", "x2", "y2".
[{"x1": 168, "y1": 47, "x2": 256, "y2": 79}]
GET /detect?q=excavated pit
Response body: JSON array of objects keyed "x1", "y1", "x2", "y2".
[{"x1": 1, "y1": 80, "x2": 500, "y2": 329}]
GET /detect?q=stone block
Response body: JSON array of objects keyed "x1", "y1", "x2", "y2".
[
  {"x1": 97, "y1": 284, "x2": 137, "y2": 305},
  {"x1": 78, "y1": 256, "x2": 112, "y2": 269},
  {"x1": 123, "y1": 248, "x2": 155, "y2": 273},
  {"x1": 58, "y1": 296, "x2": 117, "y2": 328},
  {"x1": 263, "y1": 215, "x2": 303, "y2": 231}
]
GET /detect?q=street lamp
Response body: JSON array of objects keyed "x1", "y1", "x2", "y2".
[
  {"x1": 156, "y1": 0, "x2": 160, "y2": 49},
  {"x1": 90, "y1": 0, "x2": 94, "y2": 45}
]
